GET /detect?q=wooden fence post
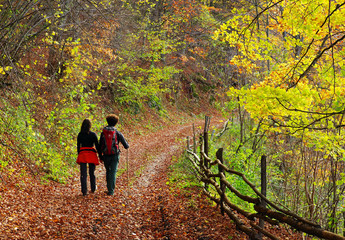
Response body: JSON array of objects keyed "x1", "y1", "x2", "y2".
[
  {"x1": 259, "y1": 155, "x2": 267, "y2": 238},
  {"x1": 204, "y1": 116, "x2": 210, "y2": 166},
  {"x1": 217, "y1": 148, "x2": 225, "y2": 216},
  {"x1": 204, "y1": 116, "x2": 211, "y2": 191},
  {"x1": 193, "y1": 123, "x2": 196, "y2": 154},
  {"x1": 199, "y1": 134, "x2": 203, "y2": 168},
  {"x1": 343, "y1": 211, "x2": 345, "y2": 237}
]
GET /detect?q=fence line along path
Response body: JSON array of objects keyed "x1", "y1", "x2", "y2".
[{"x1": 186, "y1": 116, "x2": 345, "y2": 240}]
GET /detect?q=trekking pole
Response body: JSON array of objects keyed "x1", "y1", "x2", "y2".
[
  {"x1": 126, "y1": 149, "x2": 130, "y2": 195},
  {"x1": 126, "y1": 148, "x2": 130, "y2": 240}
]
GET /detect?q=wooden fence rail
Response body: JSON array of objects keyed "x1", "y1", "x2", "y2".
[{"x1": 186, "y1": 117, "x2": 345, "y2": 240}]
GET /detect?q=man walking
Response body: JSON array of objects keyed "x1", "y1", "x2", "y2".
[{"x1": 99, "y1": 114, "x2": 129, "y2": 196}]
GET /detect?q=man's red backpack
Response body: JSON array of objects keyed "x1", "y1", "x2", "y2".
[{"x1": 102, "y1": 127, "x2": 119, "y2": 155}]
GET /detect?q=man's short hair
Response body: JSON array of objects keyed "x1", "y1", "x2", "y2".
[{"x1": 106, "y1": 114, "x2": 119, "y2": 126}]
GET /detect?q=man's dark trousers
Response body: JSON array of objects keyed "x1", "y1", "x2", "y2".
[{"x1": 103, "y1": 154, "x2": 119, "y2": 195}]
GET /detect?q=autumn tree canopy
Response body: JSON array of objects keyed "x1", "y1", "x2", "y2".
[
  {"x1": 215, "y1": 0, "x2": 345, "y2": 155},
  {"x1": 2, "y1": 0, "x2": 345, "y2": 235}
]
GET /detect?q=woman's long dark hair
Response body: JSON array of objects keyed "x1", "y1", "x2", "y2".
[{"x1": 80, "y1": 119, "x2": 91, "y2": 133}]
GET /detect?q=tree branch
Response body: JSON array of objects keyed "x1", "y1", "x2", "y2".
[{"x1": 288, "y1": 33, "x2": 345, "y2": 89}]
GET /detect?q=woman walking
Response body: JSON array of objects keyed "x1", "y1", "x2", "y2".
[{"x1": 77, "y1": 118, "x2": 101, "y2": 196}]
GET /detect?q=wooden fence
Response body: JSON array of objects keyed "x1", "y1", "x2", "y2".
[{"x1": 186, "y1": 117, "x2": 345, "y2": 240}]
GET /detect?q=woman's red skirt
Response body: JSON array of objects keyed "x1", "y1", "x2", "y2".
[{"x1": 77, "y1": 147, "x2": 100, "y2": 165}]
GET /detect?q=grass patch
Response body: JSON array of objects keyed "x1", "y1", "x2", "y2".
[{"x1": 168, "y1": 153, "x2": 201, "y2": 191}]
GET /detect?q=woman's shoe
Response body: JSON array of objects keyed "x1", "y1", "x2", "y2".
[{"x1": 91, "y1": 186, "x2": 97, "y2": 193}]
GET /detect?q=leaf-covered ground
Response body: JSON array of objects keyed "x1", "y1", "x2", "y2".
[{"x1": 0, "y1": 117, "x2": 305, "y2": 239}]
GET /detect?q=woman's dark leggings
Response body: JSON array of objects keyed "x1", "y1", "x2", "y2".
[{"x1": 80, "y1": 163, "x2": 96, "y2": 195}]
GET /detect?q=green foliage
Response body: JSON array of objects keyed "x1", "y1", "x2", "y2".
[
  {"x1": 0, "y1": 78, "x2": 106, "y2": 183},
  {"x1": 113, "y1": 28, "x2": 182, "y2": 112},
  {"x1": 0, "y1": 144, "x2": 9, "y2": 171},
  {"x1": 207, "y1": 120, "x2": 263, "y2": 212},
  {"x1": 169, "y1": 154, "x2": 202, "y2": 190},
  {"x1": 0, "y1": 97, "x2": 70, "y2": 182}
]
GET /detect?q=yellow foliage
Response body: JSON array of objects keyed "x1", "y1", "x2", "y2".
[{"x1": 219, "y1": 0, "x2": 345, "y2": 154}]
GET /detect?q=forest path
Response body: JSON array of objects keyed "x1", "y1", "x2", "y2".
[{"x1": 0, "y1": 116, "x2": 246, "y2": 239}]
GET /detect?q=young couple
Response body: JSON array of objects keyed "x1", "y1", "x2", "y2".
[{"x1": 76, "y1": 114, "x2": 129, "y2": 196}]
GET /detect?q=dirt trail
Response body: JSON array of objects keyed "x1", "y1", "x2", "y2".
[{"x1": 0, "y1": 117, "x2": 246, "y2": 239}]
